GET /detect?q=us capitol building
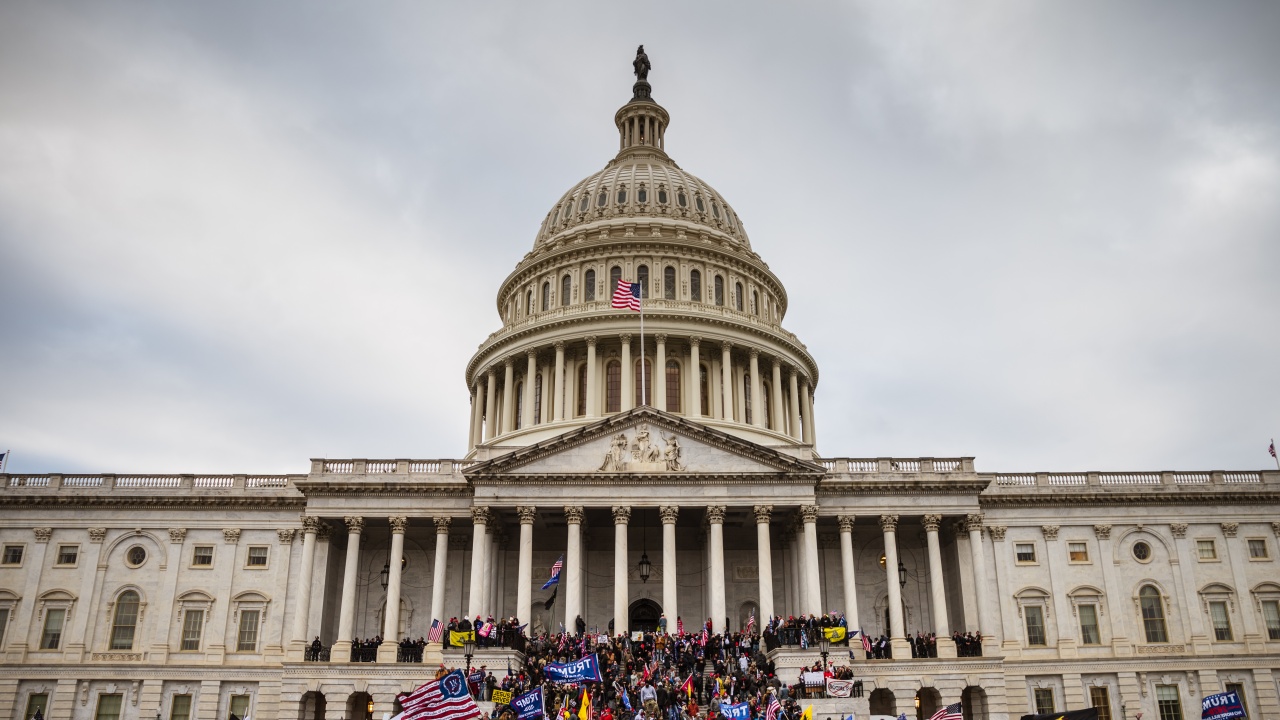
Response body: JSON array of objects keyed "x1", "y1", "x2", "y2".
[{"x1": 2, "y1": 51, "x2": 1279, "y2": 720}]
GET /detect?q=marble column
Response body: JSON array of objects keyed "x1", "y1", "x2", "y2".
[
  {"x1": 554, "y1": 342, "x2": 566, "y2": 422},
  {"x1": 468, "y1": 386, "x2": 480, "y2": 449},
  {"x1": 484, "y1": 371, "x2": 497, "y2": 440},
  {"x1": 585, "y1": 336, "x2": 598, "y2": 417},
  {"x1": 654, "y1": 335, "x2": 667, "y2": 410},
  {"x1": 788, "y1": 370, "x2": 802, "y2": 440},
  {"x1": 467, "y1": 508, "x2": 489, "y2": 619},
  {"x1": 837, "y1": 515, "x2": 859, "y2": 630},
  {"x1": 501, "y1": 357, "x2": 515, "y2": 434},
  {"x1": 621, "y1": 334, "x2": 634, "y2": 410},
  {"x1": 378, "y1": 516, "x2": 408, "y2": 662},
  {"x1": 965, "y1": 514, "x2": 994, "y2": 642},
  {"x1": 801, "y1": 505, "x2": 822, "y2": 615},
  {"x1": 516, "y1": 507, "x2": 536, "y2": 628},
  {"x1": 923, "y1": 514, "x2": 954, "y2": 657},
  {"x1": 333, "y1": 516, "x2": 364, "y2": 661},
  {"x1": 802, "y1": 379, "x2": 815, "y2": 445},
  {"x1": 780, "y1": 526, "x2": 797, "y2": 615},
  {"x1": 881, "y1": 514, "x2": 907, "y2": 655},
  {"x1": 1169, "y1": 523, "x2": 1208, "y2": 652},
  {"x1": 291, "y1": 516, "x2": 319, "y2": 646},
  {"x1": 565, "y1": 506, "x2": 585, "y2": 630},
  {"x1": 429, "y1": 517, "x2": 451, "y2": 636},
  {"x1": 770, "y1": 360, "x2": 785, "y2": 432},
  {"x1": 720, "y1": 343, "x2": 735, "y2": 421},
  {"x1": 613, "y1": 506, "x2": 631, "y2": 635},
  {"x1": 754, "y1": 505, "x2": 775, "y2": 622},
  {"x1": 688, "y1": 337, "x2": 702, "y2": 416},
  {"x1": 707, "y1": 505, "x2": 727, "y2": 633},
  {"x1": 749, "y1": 349, "x2": 764, "y2": 427},
  {"x1": 1221, "y1": 522, "x2": 1264, "y2": 648},
  {"x1": 523, "y1": 351, "x2": 537, "y2": 429},
  {"x1": 661, "y1": 505, "x2": 679, "y2": 624}
]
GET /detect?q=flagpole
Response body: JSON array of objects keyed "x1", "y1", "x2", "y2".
[
  {"x1": 1273, "y1": 438, "x2": 1279, "y2": 471},
  {"x1": 640, "y1": 293, "x2": 646, "y2": 406}
]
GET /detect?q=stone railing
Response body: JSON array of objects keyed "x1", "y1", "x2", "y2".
[
  {"x1": 989, "y1": 471, "x2": 1273, "y2": 488},
  {"x1": 818, "y1": 458, "x2": 975, "y2": 474},
  {"x1": 311, "y1": 459, "x2": 471, "y2": 475},
  {"x1": 4, "y1": 474, "x2": 297, "y2": 491}
]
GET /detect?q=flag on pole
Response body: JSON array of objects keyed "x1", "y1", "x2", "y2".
[
  {"x1": 611, "y1": 279, "x2": 642, "y2": 311},
  {"x1": 745, "y1": 610, "x2": 755, "y2": 636},
  {"x1": 700, "y1": 628, "x2": 708, "y2": 646},
  {"x1": 801, "y1": 706, "x2": 813, "y2": 720},
  {"x1": 428, "y1": 619, "x2": 444, "y2": 644},
  {"x1": 577, "y1": 689, "x2": 590, "y2": 720},
  {"x1": 676, "y1": 618, "x2": 684, "y2": 635},
  {"x1": 765, "y1": 695, "x2": 783, "y2": 720},
  {"x1": 542, "y1": 556, "x2": 564, "y2": 590},
  {"x1": 929, "y1": 703, "x2": 963, "y2": 720},
  {"x1": 680, "y1": 675, "x2": 694, "y2": 698},
  {"x1": 860, "y1": 629, "x2": 872, "y2": 654},
  {"x1": 1270, "y1": 440, "x2": 1277, "y2": 458},
  {"x1": 399, "y1": 671, "x2": 481, "y2": 720}
]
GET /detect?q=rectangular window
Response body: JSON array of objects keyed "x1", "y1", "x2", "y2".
[
  {"x1": 192, "y1": 546, "x2": 214, "y2": 566},
  {"x1": 229, "y1": 695, "x2": 251, "y2": 720},
  {"x1": 246, "y1": 546, "x2": 269, "y2": 567},
  {"x1": 236, "y1": 610, "x2": 260, "y2": 651},
  {"x1": 2, "y1": 545, "x2": 24, "y2": 565},
  {"x1": 41, "y1": 608, "x2": 66, "y2": 649},
  {"x1": 25, "y1": 694, "x2": 49, "y2": 720},
  {"x1": 1223, "y1": 684, "x2": 1247, "y2": 720},
  {"x1": 1016, "y1": 543, "x2": 1036, "y2": 563},
  {"x1": 1209, "y1": 601, "x2": 1233, "y2": 641},
  {"x1": 1025, "y1": 606, "x2": 1047, "y2": 646},
  {"x1": 0, "y1": 607, "x2": 9, "y2": 647},
  {"x1": 1089, "y1": 687, "x2": 1112, "y2": 720},
  {"x1": 1156, "y1": 686, "x2": 1182, "y2": 720},
  {"x1": 1196, "y1": 539, "x2": 1217, "y2": 560},
  {"x1": 1262, "y1": 599, "x2": 1280, "y2": 640},
  {"x1": 56, "y1": 545, "x2": 79, "y2": 566},
  {"x1": 1068, "y1": 542, "x2": 1089, "y2": 562},
  {"x1": 1078, "y1": 604, "x2": 1101, "y2": 645},
  {"x1": 95, "y1": 694, "x2": 123, "y2": 720},
  {"x1": 1033, "y1": 688, "x2": 1055, "y2": 715},
  {"x1": 170, "y1": 695, "x2": 192, "y2": 720},
  {"x1": 181, "y1": 609, "x2": 204, "y2": 650},
  {"x1": 1248, "y1": 539, "x2": 1268, "y2": 559}
]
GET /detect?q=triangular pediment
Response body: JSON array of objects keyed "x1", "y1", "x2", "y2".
[{"x1": 465, "y1": 407, "x2": 825, "y2": 480}]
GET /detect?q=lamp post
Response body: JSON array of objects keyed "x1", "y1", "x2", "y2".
[
  {"x1": 463, "y1": 636, "x2": 476, "y2": 675},
  {"x1": 898, "y1": 561, "x2": 907, "y2": 588},
  {"x1": 818, "y1": 634, "x2": 830, "y2": 670},
  {"x1": 638, "y1": 509, "x2": 652, "y2": 583}
]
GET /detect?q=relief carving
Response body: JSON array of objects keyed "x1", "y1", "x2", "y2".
[{"x1": 598, "y1": 423, "x2": 684, "y2": 472}]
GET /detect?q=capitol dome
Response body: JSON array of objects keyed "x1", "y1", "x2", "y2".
[{"x1": 464, "y1": 62, "x2": 819, "y2": 458}]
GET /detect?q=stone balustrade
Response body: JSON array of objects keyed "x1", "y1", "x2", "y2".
[
  {"x1": 3, "y1": 473, "x2": 299, "y2": 491},
  {"x1": 988, "y1": 470, "x2": 1274, "y2": 488},
  {"x1": 818, "y1": 457, "x2": 974, "y2": 474},
  {"x1": 310, "y1": 459, "x2": 472, "y2": 475}
]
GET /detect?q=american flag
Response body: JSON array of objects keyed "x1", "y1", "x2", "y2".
[
  {"x1": 765, "y1": 694, "x2": 783, "y2": 720},
  {"x1": 611, "y1": 279, "x2": 641, "y2": 311},
  {"x1": 927, "y1": 703, "x2": 963, "y2": 720},
  {"x1": 427, "y1": 619, "x2": 444, "y2": 644},
  {"x1": 399, "y1": 670, "x2": 481, "y2": 720},
  {"x1": 1270, "y1": 440, "x2": 1277, "y2": 459},
  {"x1": 744, "y1": 610, "x2": 755, "y2": 636},
  {"x1": 542, "y1": 555, "x2": 564, "y2": 590},
  {"x1": 676, "y1": 618, "x2": 684, "y2": 635},
  {"x1": 700, "y1": 628, "x2": 708, "y2": 646}
]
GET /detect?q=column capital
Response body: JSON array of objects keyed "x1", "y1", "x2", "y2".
[
  {"x1": 434, "y1": 516, "x2": 452, "y2": 534},
  {"x1": 517, "y1": 506, "x2": 538, "y2": 524},
  {"x1": 799, "y1": 505, "x2": 819, "y2": 524},
  {"x1": 689, "y1": 336, "x2": 701, "y2": 348},
  {"x1": 470, "y1": 508, "x2": 490, "y2": 525},
  {"x1": 30, "y1": 527, "x2": 50, "y2": 543},
  {"x1": 1220, "y1": 522, "x2": 1239, "y2": 538},
  {"x1": 1093, "y1": 524, "x2": 1112, "y2": 540},
  {"x1": 753, "y1": 505, "x2": 773, "y2": 524},
  {"x1": 963, "y1": 513, "x2": 985, "y2": 532},
  {"x1": 316, "y1": 523, "x2": 332, "y2": 541},
  {"x1": 487, "y1": 367, "x2": 497, "y2": 378},
  {"x1": 655, "y1": 333, "x2": 667, "y2": 343},
  {"x1": 922, "y1": 514, "x2": 942, "y2": 532},
  {"x1": 527, "y1": 349, "x2": 537, "y2": 360},
  {"x1": 837, "y1": 515, "x2": 856, "y2": 533},
  {"x1": 277, "y1": 528, "x2": 296, "y2": 544},
  {"x1": 720, "y1": 341, "x2": 733, "y2": 353},
  {"x1": 504, "y1": 356, "x2": 515, "y2": 368},
  {"x1": 878, "y1": 514, "x2": 899, "y2": 532},
  {"x1": 300, "y1": 515, "x2": 321, "y2": 534},
  {"x1": 554, "y1": 340, "x2": 566, "y2": 351},
  {"x1": 344, "y1": 516, "x2": 365, "y2": 534},
  {"x1": 586, "y1": 335, "x2": 598, "y2": 347},
  {"x1": 169, "y1": 528, "x2": 188, "y2": 543},
  {"x1": 564, "y1": 505, "x2": 585, "y2": 524},
  {"x1": 620, "y1": 333, "x2": 632, "y2": 344},
  {"x1": 1040, "y1": 524, "x2": 1059, "y2": 541},
  {"x1": 1169, "y1": 522, "x2": 1188, "y2": 538},
  {"x1": 660, "y1": 505, "x2": 680, "y2": 524},
  {"x1": 705, "y1": 505, "x2": 726, "y2": 524},
  {"x1": 749, "y1": 347, "x2": 760, "y2": 359},
  {"x1": 612, "y1": 506, "x2": 632, "y2": 525},
  {"x1": 389, "y1": 516, "x2": 408, "y2": 534},
  {"x1": 989, "y1": 525, "x2": 1008, "y2": 541}
]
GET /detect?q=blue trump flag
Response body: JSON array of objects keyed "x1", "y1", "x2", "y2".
[
  {"x1": 512, "y1": 687, "x2": 545, "y2": 720},
  {"x1": 722, "y1": 703, "x2": 751, "y2": 720},
  {"x1": 541, "y1": 556, "x2": 564, "y2": 590},
  {"x1": 1202, "y1": 692, "x2": 1246, "y2": 720},
  {"x1": 544, "y1": 655, "x2": 603, "y2": 683}
]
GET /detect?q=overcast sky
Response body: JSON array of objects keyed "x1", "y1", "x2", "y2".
[{"x1": 2, "y1": 2, "x2": 1278, "y2": 475}]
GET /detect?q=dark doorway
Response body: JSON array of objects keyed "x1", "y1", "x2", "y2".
[{"x1": 629, "y1": 598, "x2": 662, "y2": 632}]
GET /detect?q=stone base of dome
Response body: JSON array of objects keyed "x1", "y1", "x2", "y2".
[{"x1": 631, "y1": 80, "x2": 651, "y2": 101}]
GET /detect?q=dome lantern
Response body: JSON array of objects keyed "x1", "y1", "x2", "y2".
[{"x1": 615, "y1": 45, "x2": 669, "y2": 158}]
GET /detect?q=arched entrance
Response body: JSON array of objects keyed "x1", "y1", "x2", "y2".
[
  {"x1": 629, "y1": 598, "x2": 662, "y2": 632},
  {"x1": 916, "y1": 688, "x2": 941, "y2": 720},
  {"x1": 298, "y1": 692, "x2": 325, "y2": 720},
  {"x1": 347, "y1": 693, "x2": 372, "y2": 720},
  {"x1": 869, "y1": 689, "x2": 896, "y2": 717},
  {"x1": 962, "y1": 687, "x2": 987, "y2": 720}
]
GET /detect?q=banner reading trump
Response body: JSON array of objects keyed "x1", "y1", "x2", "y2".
[
  {"x1": 544, "y1": 655, "x2": 604, "y2": 684},
  {"x1": 721, "y1": 702, "x2": 751, "y2": 720},
  {"x1": 512, "y1": 687, "x2": 545, "y2": 720},
  {"x1": 1202, "y1": 692, "x2": 1246, "y2": 720}
]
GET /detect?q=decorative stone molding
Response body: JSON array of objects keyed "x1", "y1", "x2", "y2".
[
  {"x1": 1041, "y1": 525, "x2": 1060, "y2": 541},
  {"x1": 988, "y1": 525, "x2": 1007, "y2": 541},
  {"x1": 753, "y1": 505, "x2": 773, "y2": 524},
  {"x1": 705, "y1": 505, "x2": 726, "y2": 524},
  {"x1": 1272, "y1": 521, "x2": 1280, "y2": 537},
  {"x1": 1170, "y1": 523, "x2": 1188, "y2": 539},
  {"x1": 660, "y1": 505, "x2": 680, "y2": 524},
  {"x1": 612, "y1": 506, "x2": 632, "y2": 524},
  {"x1": 389, "y1": 516, "x2": 408, "y2": 534},
  {"x1": 276, "y1": 528, "x2": 296, "y2": 544},
  {"x1": 223, "y1": 528, "x2": 241, "y2": 544},
  {"x1": 921, "y1": 514, "x2": 941, "y2": 533},
  {"x1": 1094, "y1": 524, "x2": 1113, "y2": 540},
  {"x1": 585, "y1": 336, "x2": 598, "y2": 348},
  {"x1": 33, "y1": 527, "x2": 52, "y2": 543},
  {"x1": 300, "y1": 516, "x2": 320, "y2": 534},
  {"x1": 1220, "y1": 522, "x2": 1239, "y2": 538},
  {"x1": 434, "y1": 516, "x2": 452, "y2": 533},
  {"x1": 316, "y1": 523, "x2": 331, "y2": 541},
  {"x1": 92, "y1": 653, "x2": 143, "y2": 662},
  {"x1": 799, "y1": 505, "x2": 819, "y2": 524},
  {"x1": 879, "y1": 514, "x2": 899, "y2": 533},
  {"x1": 689, "y1": 336, "x2": 701, "y2": 348},
  {"x1": 838, "y1": 515, "x2": 856, "y2": 533},
  {"x1": 517, "y1": 506, "x2": 537, "y2": 524},
  {"x1": 470, "y1": 508, "x2": 489, "y2": 525},
  {"x1": 344, "y1": 516, "x2": 365, "y2": 533},
  {"x1": 749, "y1": 348, "x2": 760, "y2": 359},
  {"x1": 1136, "y1": 645, "x2": 1186, "y2": 655},
  {"x1": 168, "y1": 528, "x2": 187, "y2": 543},
  {"x1": 89, "y1": 528, "x2": 107, "y2": 543},
  {"x1": 564, "y1": 506, "x2": 585, "y2": 524},
  {"x1": 655, "y1": 333, "x2": 667, "y2": 344},
  {"x1": 963, "y1": 514, "x2": 985, "y2": 533}
]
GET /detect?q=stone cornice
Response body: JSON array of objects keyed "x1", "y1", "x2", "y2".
[
  {"x1": 288, "y1": 481, "x2": 473, "y2": 498},
  {"x1": 816, "y1": 478, "x2": 991, "y2": 495},
  {"x1": 0, "y1": 495, "x2": 306, "y2": 510},
  {"x1": 980, "y1": 490, "x2": 1280, "y2": 507}
]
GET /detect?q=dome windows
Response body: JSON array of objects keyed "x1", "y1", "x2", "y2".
[
  {"x1": 637, "y1": 265, "x2": 649, "y2": 298},
  {"x1": 665, "y1": 360, "x2": 681, "y2": 413},
  {"x1": 637, "y1": 186, "x2": 648, "y2": 204},
  {"x1": 605, "y1": 360, "x2": 622, "y2": 413},
  {"x1": 663, "y1": 266, "x2": 676, "y2": 300},
  {"x1": 541, "y1": 282, "x2": 551, "y2": 312},
  {"x1": 711, "y1": 201, "x2": 721, "y2": 219},
  {"x1": 578, "y1": 195, "x2": 589, "y2": 212},
  {"x1": 597, "y1": 190, "x2": 608, "y2": 208},
  {"x1": 695, "y1": 195, "x2": 705, "y2": 213},
  {"x1": 617, "y1": 186, "x2": 628, "y2": 204},
  {"x1": 735, "y1": 282, "x2": 744, "y2": 311},
  {"x1": 657, "y1": 187, "x2": 668, "y2": 205},
  {"x1": 690, "y1": 270, "x2": 702, "y2": 302},
  {"x1": 561, "y1": 275, "x2": 571, "y2": 307},
  {"x1": 677, "y1": 190, "x2": 688, "y2": 208},
  {"x1": 714, "y1": 275, "x2": 725, "y2": 306},
  {"x1": 584, "y1": 269, "x2": 596, "y2": 301},
  {"x1": 610, "y1": 266, "x2": 622, "y2": 293}
]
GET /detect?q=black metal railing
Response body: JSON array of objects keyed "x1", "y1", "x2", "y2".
[
  {"x1": 398, "y1": 646, "x2": 423, "y2": 663},
  {"x1": 350, "y1": 645, "x2": 379, "y2": 662},
  {"x1": 304, "y1": 645, "x2": 331, "y2": 661}
]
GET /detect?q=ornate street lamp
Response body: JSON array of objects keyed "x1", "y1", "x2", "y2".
[
  {"x1": 898, "y1": 561, "x2": 907, "y2": 588},
  {"x1": 462, "y1": 636, "x2": 476, "y2": 675},
  {"x1": 637, "y1": 509, "x2": 651, "y2": 583},
  {"x1": 818, "y1": 634, "x2": 830, "y2": 670}
]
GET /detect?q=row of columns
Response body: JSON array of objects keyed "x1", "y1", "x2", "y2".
[{"x1": 467, "y1": 336, "x2": 818, "y2": 448}]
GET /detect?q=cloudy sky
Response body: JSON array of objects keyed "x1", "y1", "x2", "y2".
[{"x1": 2, "y1": 2, "x2": 1277, "y2": 475}]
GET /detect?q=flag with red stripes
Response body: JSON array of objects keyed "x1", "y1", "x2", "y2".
[
  {"x1": 766, "y1": 694, "x2": 783, "y2": 720},
  {"x1": 927, "y1": 703, "x2": 963, "y2": 720},
  {"x1": 399, "y1": 671, "x2": 481, "y2": 720},
  {"x1": 744, "y1": 610, "x2": 755, "y2": 636},
  {"x1": 427, "y1": 619, "x2": 444, "y2": 644},
  {"x1": 676, "y1": 618, "x2": 684, "y2": 635},
  {"x1": 611, "y1": 279, "x2": 641, "y2": 311}
]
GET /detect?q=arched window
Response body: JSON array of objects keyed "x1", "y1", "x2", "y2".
[
  {"x1": 637, "y1": 265, "x2": 649, "y2": 299},
  {"x1": 695, "y1": 195, "x2": 705, "y2": 212},
  {"x1": 597, "y1": 189, "x2": 608, "y2": 208},
  {"x1": 699, "y1": 364, "x2": 710, "y2": 415},
  {"x1": 526, "y1": 290, "x2": 533, "y2": 316},
  {"x1": 1140, "y1": 585, "x2": 1168, "y2": 643},
  {"x1": 610, "y1": 266, "x2": 622, "y2": 295},
  {"x1": 578, "y1": 195, "x2": 589, "y2": 212},
  {"x1": 514, "y1": 382, "x2": 524, "y2": 429},
  {"x1": 666, "y1": 360, "x2": 681, "y2": 412},
  {"x1": 541, "y1": 282, "x2": 550, "y2": 311},
  {"x1": 762, "y1": 381, "x2": 772, "y2": 429},
  {"x1": 735, "y1": 282, "x2": 744, "y2": 311},
  {"x1": 637, "y1": 186, "x2": 648, "y2": 203},
  {"x1": 752, "y1": 290, "x2": 760, "y2": 315},
  {"x1": 561, "y1": 275, "x2": 571, "y2": 307},
  {"x1": 677, "y1": 190, "x2": 688, "y2": 207},
  {"x1": 617, "y1": 186, "x2": 628, "y2": 204},
  {"x1": 110, "y1": 590, "x2": 140, "y2": 650},
  {"x1": 664, "y1": 266, "x2": 676, "y2": 300},
  {"x1": 584, "y1": 269, "x2": 596, "y2": 301},
  {"x1": 576, "y1": 365, "x2": 587, "y2": 417},
  {"x1": 635, "y1": 358, "x2": 652, "y2": 406},
  {"x1": 605, "y1": 361, "x2": 621, "y2": 413},
  {"x1": 533, "y1": 374, "x2": 543, "y2": 424},
  {"x1": 714, "y1": 276, "x2": 724, "y2": 306},
  {"x1": 743, "y1": 373, "x2": 752, "y2": 424},
  {"x1": 690, "y1": 270, "x2": 702, "y2": 302}
]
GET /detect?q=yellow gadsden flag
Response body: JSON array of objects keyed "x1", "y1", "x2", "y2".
[
  {"x1": 448, "y1": 630, "x2": 475, "y2": 646},
  {"x1": 822, "y1": 626, "x2": 847, "y2": 643},
  {"x1": 801, "y1": 706, "x2": 813, "y2": 720},
  {"x1": 578, "y1": 689, "x2": 591, "y2": 720}
]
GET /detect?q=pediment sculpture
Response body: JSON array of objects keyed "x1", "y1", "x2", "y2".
[{"x1": 598, "y1": 423, "x2": 685, "y2": 472}]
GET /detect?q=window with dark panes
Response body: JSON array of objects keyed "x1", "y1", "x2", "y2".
[
  {"x1": 584, "y1": 270, "x2": 596, "y2": 301},
  {"x1": 666, "y1": 361, "x2": 681, "y2": 412},
  {"x1": 664, "y1": 267, "x2": 676, "y2": 299},
  {"x1": 605, "y1": 361, "x2": 621, "y2": 413},
  {"x1": 690, "y1": 270, "x2": 702, "y2": 301}
]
